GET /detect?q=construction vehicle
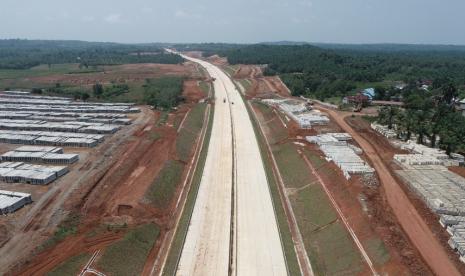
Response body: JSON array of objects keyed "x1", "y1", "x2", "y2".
[
  {"x1": 353, "y1": 103, "x2": 363, "y2": 112},
  {"x1": 347, "y1": 93, "x2": 370, "y2": 112}
]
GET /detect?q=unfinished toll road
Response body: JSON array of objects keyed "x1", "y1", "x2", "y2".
[{"x1": 173, "y1": 52, "x2": 287, "y2": 275}]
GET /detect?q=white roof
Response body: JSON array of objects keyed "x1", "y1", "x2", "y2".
[
  {"x1": 0, "y1": 194, "x2": 24, "y2": 209},
  {"x1": 15, "y1": 146, "x2": 61, "y2": 152}
]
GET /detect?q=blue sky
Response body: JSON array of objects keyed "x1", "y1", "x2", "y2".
[{"x1": 1, "y1": 0, "x2": 465, "y2": 44}]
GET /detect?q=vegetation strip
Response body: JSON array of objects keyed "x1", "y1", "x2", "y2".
[
  {"x1": 47, "y1": 253, "x2": 91, "y2": 276},
  {"x1": 161, "y1": 103, "x2": 214, "y2": 276},
  {"x1": 299, "y1": 151, "x2": 377, "y2": 275},
  {"x1": 146, "y1": 160, "x2": 185, "y2": 209},
  {"x1": 176, "y1": 103, "x2": 207, "y2": 162},
  {"x1": 97, "y1": 223, "x2": 160, "y2": 276}
]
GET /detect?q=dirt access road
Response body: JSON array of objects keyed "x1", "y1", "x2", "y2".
[
  {"x1": 173, "y1": 52, "x2": 287, "y2": 275},
  {"x1": 316, "y1": 105, "x2": 460, "y2": 276}
]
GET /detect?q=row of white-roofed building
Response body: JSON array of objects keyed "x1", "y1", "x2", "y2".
[
  {"x1": 0, "y1": 190, "x2": 32, "y2": 215},
  {"x1": 0, "y1": 91, "x2": 136, "y2": 106},
  {"x1": 1, "y1": 92, "x2": 133, "y2": 106},
  {"x1": 0, "y1": 91, "x2": 140, "y2": 214},
  {"x1": 262, "y1": 98, "x2": 329, "y2": 128},
  {"x1": 0, "y1": 103, "x2": 139, "y2": 114},
  {"x1": 1, "y1": 146, "x2": 78, "y2": 164},
  {"x1": 0, "y1": 111, "x2": 132, "y2": 125},
  {"x1": 0, "y1": 130, "x2": 103, "y2": 147},
  {"x1": 0, "y1": 162, "x2": 68, "y2": 185},
  {"x1": 0, "y1": 119, "x2": 120, "y2": 134},
  {"x1": 306, "y1": 133, "x2": 374, "y2": 179}
]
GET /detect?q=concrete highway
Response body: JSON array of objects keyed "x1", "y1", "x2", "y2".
[{"x1": 174, "y1": 53, "x2": 287, "y2": 276}]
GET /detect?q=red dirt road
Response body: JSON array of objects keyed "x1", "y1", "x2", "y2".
[{"x1": 317, "y1": 105, "x2": 460, "y2": 276}]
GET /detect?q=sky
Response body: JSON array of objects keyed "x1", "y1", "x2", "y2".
[{"x1": 1, "y1": 0, "x2": 465, "y2": 45}]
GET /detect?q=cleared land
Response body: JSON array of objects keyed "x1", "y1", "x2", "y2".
[
  {"x1": 244, "y1": 66, "x2": 429, "y2": 275},
  {"x1": 252, "y1": 102, "x2": 366, "y2": 275},
  {"x1": 318, "y1": 105, "x2": 460, "y2": 276},
  {"x1": 1, "y1": 62, "x2": 211, "y2": 275},
  {"x1": 347, "y1": 116, "x2": 465, "y2": 274}
]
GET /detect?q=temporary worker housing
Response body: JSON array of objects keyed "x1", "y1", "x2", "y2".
[{"x1": 0, "y1": 190, "x2": 32, "y2": 215}]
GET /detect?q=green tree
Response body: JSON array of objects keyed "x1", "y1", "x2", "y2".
[
  {"x1": 374, "y1": 86, "x2": 387, "y2": 100},
  {"x1": 31, "y1": 88, "x2": 43, "y2": 94},
  {"x1": 395, "y1": 109, "x2": 416, "y2": 141},
  {"x1": 92, "y1": 83, "x2": 104, "y2": 98},
  {"x1": 440, "y1": 83, "x2": 458, "y2": 105},
  {"x1": 378, "y1": 106, "x2": 399, "y2": 129},
  {"x1": 81, "y1": 92, "x2": 90, "y2": 101},
  {"x1": 438, "y1": 112, "x2": 465, "y2": 155}
]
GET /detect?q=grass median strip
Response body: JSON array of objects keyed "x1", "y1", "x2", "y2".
[
  {"x1": 146, "y1": 160, "x2": 185, "y2": 209},
  {"x1": 273, "y1": 143, "x2": 315, "y2": 189},
  {"x1": 238, "y1": 79, "x2": 251, "y2": 91},
  {"x1": 162, "y1": 104, "x2": 214, "y2": 276},
  {"x1": 199, "y1": 81, "x2": 210, "y2": 96},
  {"x1": 98, "y1": 223, "x2": 160, "y2": 276},
  {"x1": 47, "y1": 252, "x2": 90, "y2": 276},
  {"x1": 176, "y1": 103, "x2": 207, "y2": 162}
]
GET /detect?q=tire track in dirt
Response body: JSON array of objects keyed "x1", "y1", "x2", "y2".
[{"x1": 317, "y1": 105, "x2": 460, "y2": 276}]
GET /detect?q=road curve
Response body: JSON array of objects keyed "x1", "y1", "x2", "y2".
[{"x1": 174, "y1": 53, "x2": 287, "y2": 276}]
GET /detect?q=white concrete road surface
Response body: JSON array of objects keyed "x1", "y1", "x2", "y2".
[{"x1": 174, "y1": 53, "x2": 287, "y2": 276}]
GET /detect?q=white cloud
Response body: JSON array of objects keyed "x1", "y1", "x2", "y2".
[
  {"x1": 174, "y1": 10, "x2": 188, "y2": 18},
  {"x1": 299, "y1": 0, "x2": 313, "y2": 8},
  {"x1": 104, "y1": 13, "x2": 123, "y2": 24},
  {"x1": 82, "y1": 15, "x2": 95, "y2": 22},
  {"x1": 59, "y1": 11, "x2": 70, "y2": 19},
  {"x1": 141, "y1": 7, "x2": 153, "y2": 13},
  {"x1": 174, "y1": 9, "x2": 203, "y2": 20},
  {"x1": 291, "y1": 17, "x2": 310, "y2": 24}
]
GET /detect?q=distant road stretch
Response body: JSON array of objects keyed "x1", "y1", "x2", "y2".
[{"x1": 174, "y1": 52, "x2": 287, "y2": 276}]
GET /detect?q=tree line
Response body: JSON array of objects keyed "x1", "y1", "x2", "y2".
[
  {"x1": 0, "y1": 39, "x2": 184, "y2": 69},
  {"x1": 214, "y1": 44, "x2": 465, "y2": 101},
  {"x1": 200, "y1": 43, "x2": 465, "y2": 155}
]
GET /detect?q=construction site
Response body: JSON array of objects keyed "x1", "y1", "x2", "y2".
[
  {"x1": 262, "y1": 98, "x2": 330, "y2": 128},
  {"x1": 0, "y1": 56, "x2": 214, "y2": 276},
  {"x1": 224, "y1": 59, "x2": 465, "y2": 275},
  {"x1": 1, "y1": 48, "x2": 465, "y2": 276},
  {"x1": 0, "y1": 89, "x2": 131, "y2": 261},
  {"x1": 370, "y1": 123, "x2": 465, "y2": 264},
  {"x1": 0, "y1": 90, "x2": 138, "y2": 237}
]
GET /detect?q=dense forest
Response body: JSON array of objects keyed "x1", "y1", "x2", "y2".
[
  {"x1": 214, "y1": 44, "x2": 465, "y2": 100},
  {"x1": 204, "y1": 43, "x2": 465, "y2": 155},
  {"x1": 0, "y1": 39, "x2": 184, "y2": 69}
]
